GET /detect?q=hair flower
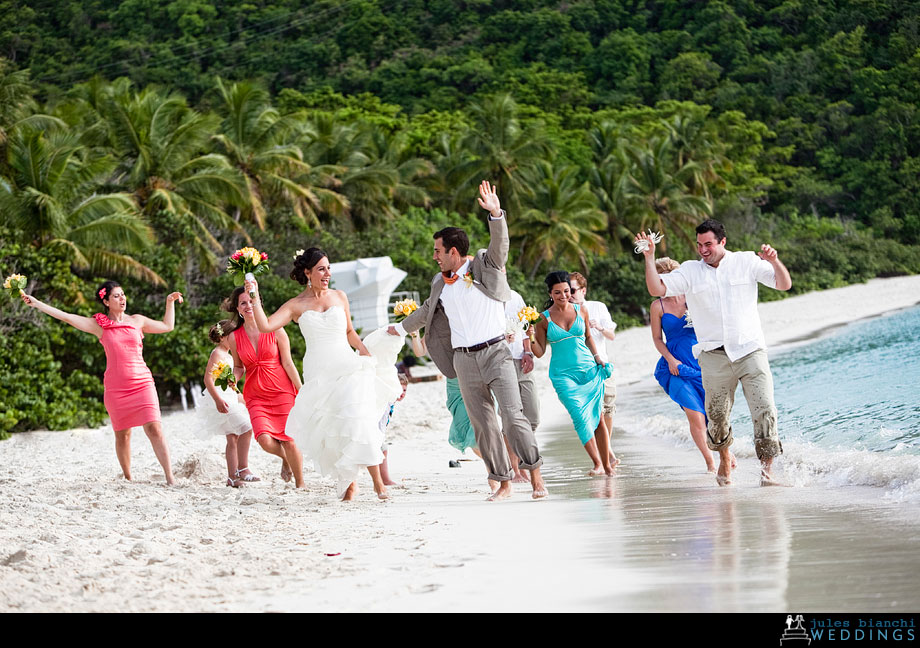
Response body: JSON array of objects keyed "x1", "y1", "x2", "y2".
[
  {"x1": 98, "y1": 287, "x2": 107, "y2": 299},
  {"x1": 294, "y1": 249, "x2": 304, "y2": 260}
]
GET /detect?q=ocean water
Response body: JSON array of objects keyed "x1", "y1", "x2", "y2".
[{"x1": 616, "y1": 305, "x2": 920, "y2": 500}]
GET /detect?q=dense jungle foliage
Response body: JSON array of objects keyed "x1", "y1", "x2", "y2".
[{"x1": 1, "y1": 0, "x2": 919, "y2": 435}]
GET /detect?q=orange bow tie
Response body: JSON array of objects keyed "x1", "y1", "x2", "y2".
[{"x1": 442, "y1": 257, "x2": 474, "y2": 284}]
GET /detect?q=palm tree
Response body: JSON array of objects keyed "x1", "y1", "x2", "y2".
[
  {"x1": 510, "y1": 162, "x2": 607, "y2": 278},
  {"x1": 365, "y1": 126, "x2": 433, "y2": 212},
  {"x1": 619, "y1": 135, "x2": 713, "y2": 251},
  {"x1": 212, "y1": 78, "x2": 347, "y2": 230},
  {"x1": 0, "y1": 125, "x2": 162, "y2": 284},
  {"x1": 587, "y1": 122, "x2": 641, "y2": 251},
  {"x1": 451, "y1": 94, "x2": 554, "y2": 215},
  {"x1": 300, "y1": 115, "x2": 397, "y2": 229},
  {"x1": 0, "y1": 63, "x2": 64, "y2": 177},
  {"x1": 90, "y1": 80, "x2": 248, "y2": 272},
  {"x1": 661, "y1": 112, "x2": 728, "y2": 200}
]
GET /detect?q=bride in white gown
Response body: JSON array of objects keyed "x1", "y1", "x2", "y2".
[{"x1": 245, "y1": 248, "x2": 403, "y2": 500}]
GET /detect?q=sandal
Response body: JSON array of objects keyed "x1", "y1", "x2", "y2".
[
  {"x1": 227, "y1": 477, "x2": 240, "y2": 488},
  {"x1": 235, "y1": 467, "x2": 261, "y2": 482}
]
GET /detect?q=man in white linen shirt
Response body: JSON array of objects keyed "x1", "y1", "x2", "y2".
[
  {"x1": 635, "y1": 219, "x2": 792, "y2": 486},
  {"x1": 568, "y1": 271, "x2": 617, "y2": 442}
]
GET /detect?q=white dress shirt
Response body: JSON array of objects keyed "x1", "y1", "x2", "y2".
[
  {"x1": 583, "y1": 300, "x2": 616, "y2": 363},
  {"x1": 660, "y1": 250, "x2": 776, "y2": 362},
  {"x1": 504, "y1": 290, "x2": 527, "y2": 360},
  {"x1": 439, "y1": 258, "x2": 505, "y2": 348}
]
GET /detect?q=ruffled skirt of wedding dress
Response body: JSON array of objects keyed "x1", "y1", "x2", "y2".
[{"x1": 286, "y1": 325, "x2": 403, "y2": 496}]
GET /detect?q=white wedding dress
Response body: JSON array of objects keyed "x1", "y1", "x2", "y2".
[{"x1": 285, "y1": 306, "x2": 403, "y2": 496}]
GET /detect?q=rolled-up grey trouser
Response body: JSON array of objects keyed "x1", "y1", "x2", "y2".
[
  {"x1": 697, "y1": 348, "x2": 783, "y2": 461},
  {"x1": 454, "y1": 344, "x2": 543, "y2": 482},
  {"x1": 510, "y1": 360, "x2": 540, "y2": 432}
]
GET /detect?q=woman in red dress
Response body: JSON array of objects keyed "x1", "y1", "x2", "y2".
[
  {"x1": 22, "y1": 281, "x2": 182, "y2": 485},
  {"x1": 225, "y1": 287, "x2": 305, "y2": 488}
]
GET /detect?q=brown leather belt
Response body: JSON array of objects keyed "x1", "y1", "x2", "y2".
[{"x1": 454, "y1": 335, "x2": 505, "y2": 354}]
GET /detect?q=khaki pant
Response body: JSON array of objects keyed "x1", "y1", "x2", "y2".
[
  {"x1": 602, "y1": 375, "x2": 617, "y2": 416},
  {"x1": 513, "y1": 360, "x2": 540, "y2": 432},
  {"x1": 454, "y1": 344, "x2": 543, "y2": 482},
  {"x1": 697, "y1": 348, "x2": 782, "y2": 461}
]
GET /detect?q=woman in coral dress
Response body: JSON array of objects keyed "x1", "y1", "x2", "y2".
[
  {"x1": 225, "y1": 286, "x2": 305, "y2": 488},
  {"x1": 22, "y1": 281, "x2": 182, "y2": 485},
  {"x1": 246, "y1": 248, "x2": 402, "y2": 501}
]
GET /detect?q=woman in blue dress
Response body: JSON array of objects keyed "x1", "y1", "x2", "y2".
[
  {"x1": 530, "y1": 271, "x2": 617, "y2": 475},
  {"x1": 651, "y1": 257, "x2": 722, "y2": 473}
]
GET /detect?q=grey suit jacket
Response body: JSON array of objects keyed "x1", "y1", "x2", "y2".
[{"x1": 402, "y1": 216, "x2": 512, "y2": 379}]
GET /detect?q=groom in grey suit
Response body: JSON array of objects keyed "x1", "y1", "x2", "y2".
[{"x1": 389, "y1": 181, "x2": 547, "y2": 500}]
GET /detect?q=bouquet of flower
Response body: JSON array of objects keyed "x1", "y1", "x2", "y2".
[
  {"x1": 210, "y1": 361, "x2": 239, "y2": 393},
  {"x1": 393, "y1": 299, "x2": 418, "y2": 322},
  {"x1": 3, "y1": 273, "x2": 27, "y2": 299},
  {"x1": 226, "y1": 247, "x2": 269, "y2": 297},
  {"x1": 633, "y1": 229, "x2": 664, "y2": 254},
  {"x1": 517, "y1": 305, "x2": 541, "y2": 342}
]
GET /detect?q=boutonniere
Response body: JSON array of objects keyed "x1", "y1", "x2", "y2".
[{"x1": 463, "y1": 270, "x2": 475, "y2": 287}]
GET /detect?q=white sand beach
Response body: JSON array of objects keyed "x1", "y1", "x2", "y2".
[{"x1": 2, "y1": 275, "x2": 920, "y2": 613}]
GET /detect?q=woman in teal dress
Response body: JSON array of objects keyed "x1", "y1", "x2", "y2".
[
  {"x1": 408, "y1": 334, "x2": 477, "y2": 452},
  {"x1": 529, "y1": 271, "x2": 618, "y2": 475},
  {"x1": 445, "y1": 376, "x2": 477, "y2": 452}
]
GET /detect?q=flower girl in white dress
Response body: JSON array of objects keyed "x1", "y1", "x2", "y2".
[{"x1": 200, "y1": 321, "x2": 259, "y2": 487}]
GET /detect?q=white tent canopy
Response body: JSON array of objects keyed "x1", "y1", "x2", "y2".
[{"x1": 329, "y1": 256, "x2": 408, "y2": 332}]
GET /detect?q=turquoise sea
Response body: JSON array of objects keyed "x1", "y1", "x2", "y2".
[{"x1": 616, "y1": 305, "x2": 920, "y2": 499}]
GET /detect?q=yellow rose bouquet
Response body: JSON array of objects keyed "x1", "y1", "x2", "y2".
[
  {"x1": 393, "y1": 299, "x2": 418, "y2": 322},
  {"x1": 3, "y1": 273, "x2": 27, "y2": 300},
  {"x1": 517, "y1": 305, "x2": 541, "y2": 342},
  {"x1": 226, "y1": 247, "x2": 269, "y2": 297},
  {"x1": 210, "y1": 361, "x2": 239, "y2": 393}
]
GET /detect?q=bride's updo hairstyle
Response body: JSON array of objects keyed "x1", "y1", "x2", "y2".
[
  {"x1": 542, "y1": 270, "x2": 571, "y2": 310},
  {"x1": 291, "y1": 247, "x2": 328, "y2": 285}
]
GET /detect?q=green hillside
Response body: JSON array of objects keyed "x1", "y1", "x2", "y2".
[{"x1": 1, "y1": 0, "x2": 919, "y2": 433}]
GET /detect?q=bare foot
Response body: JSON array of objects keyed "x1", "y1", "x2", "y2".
[
  {"x1": 281, "y1": 462, "x2": 293, "y2": 483},
  {"x1": 512, "y1": 471, "x2": 529, "y2": 484},
  {"x1": 342, "y1": 482, "x2": 357, "y2": 501},
  {"x1": 588, "y1": 466, "x2": 605, "y2": 476},
  {"x1": 760, "y1": 467, "x2": 788, "y2": 487},
  {"x1": 530, "y1": 469, "x2": 547, "y2": 500},
  {"x1": 487, "y1": 478, "x2": 500, "y2": 492},
  {"x1": 376, "y1": 488, "x2": 390, "y2": 500},
  {"x1": 611, "y1": 455, "x2": 621, "y2": 468},
  {"x1": 716, "y1": 463, "x2": 732, "y2": 486},
  {"x1": 486, "y1": 482, "x2": 512, "y2": 502},
  {"x1": 383, "y1": 478, "x2": 397, "y2": 486}
]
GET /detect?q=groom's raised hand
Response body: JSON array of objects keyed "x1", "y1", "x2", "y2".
[{"x1": 477, "y1": 180, "x2": 502, "y2": 218}]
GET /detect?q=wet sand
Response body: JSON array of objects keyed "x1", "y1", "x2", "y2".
[{"x1": 2, "y1": 275, "x2": 920, "y2": 612}]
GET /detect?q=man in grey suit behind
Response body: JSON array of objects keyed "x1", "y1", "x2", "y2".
[{"x1": 388, "y1": 180, "x2": 547, "y2": 501}]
